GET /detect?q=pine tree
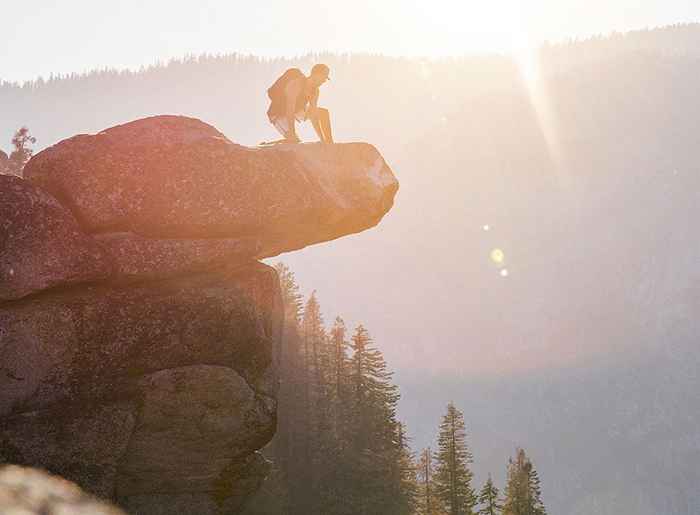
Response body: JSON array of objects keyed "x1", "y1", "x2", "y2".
[
  {"x1": 7, "y1": 127, "x2": 36, "y2": 176},
  {"x1": 302, "y1": 291, "x2": 327, "y2": 390},
  {"x1": 477, "y1": 475, "x2": 503, "y2": 515},
  {"x1": 433, "y1": 402, "x2": 477, "y2": 515},
  {"x1": 346, "y1": 324, "x2": 403, "y2": 514},
  {"x1": 502, "y1": 448, "x2": 546, "y2": 515},
  {"x1": 247, "y1": 264, "x2": 419, "y2": 515},
  {"x1": 0, "y1": 149, "x2": 9, "y2": 174},
  {"x1": 329, "y1": 316, "x2": 349, "y2": 407},
  {"x1": 299, "y1": 291, "x2": 328, "y2": 512},
  {"x1": 393, "y1": 422, "x2": 419, "y2": 515},
  {"x1": 348, "y1": 325, "x2": 399, "y2": 447},
  {"x1": 275, "y1": 262, "x2": 303, "y2": 326},
  {"x1": 417, "y1": 447, "x2": 442, "y2": 515},
  {"x1": 315, "y1": 316, "x2": 354, "y2": 515}
]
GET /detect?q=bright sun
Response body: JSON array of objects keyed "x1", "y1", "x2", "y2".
[{"x1": 404, "y1": 0, "x2": 530, "y2": 56}]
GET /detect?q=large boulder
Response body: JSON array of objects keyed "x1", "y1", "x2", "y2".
[
  {"x1": 0, "y1": 260, "x2": 279, "y2": 415},
  {"x1": 24, "y1": 115, "x2": 399, "y2": 258},
  {"x1": 0, "y1": 174, "x2": 111, "y2": 302},
  {"x1": 116, "y1": 366, "x2": 273, "y2": 514},
  {"x1": 0, "y1": 261, "x2": 281, "y2": 510}
]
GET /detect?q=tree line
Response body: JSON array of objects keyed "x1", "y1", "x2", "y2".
[{"x1": 244, "y1": 263, "x2": 547, "y2": 515}]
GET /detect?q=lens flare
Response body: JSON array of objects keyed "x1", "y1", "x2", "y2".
[{"x1": 490, "y1": 248, "x2": 505, "y2": 264}]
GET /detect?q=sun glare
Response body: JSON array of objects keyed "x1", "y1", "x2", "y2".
[
  {"x1": 512, "y1": 36, "x2": 540, "y2": 88},
  {"x1": 510, "y1": 31, "x2": 567, "y2": 184}
]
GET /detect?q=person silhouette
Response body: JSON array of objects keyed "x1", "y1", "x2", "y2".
[{"x1": 264, "y1": 64, "x2": 334, "y2": 145}]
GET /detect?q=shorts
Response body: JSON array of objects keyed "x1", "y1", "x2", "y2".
[{"x1": 271, "y1": 111, "x2": 306, "y2": 137}]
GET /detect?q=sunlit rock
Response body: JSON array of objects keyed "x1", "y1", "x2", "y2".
[
  {"x1": 0, "y1": 174, "x2": 111, "y2": 302},
  {"x1": 24, "y1": 115, "x2": 399, "y2": 258}
]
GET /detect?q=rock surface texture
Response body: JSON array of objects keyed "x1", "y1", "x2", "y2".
[
  {"x1": 24, "y1": 115, "x2": 398, "y2": 258},
  {"x1": 0, "y1": 174, "x2": 111, "y2": 302},
  {"x1": 0, "y1": 115, "x2": 397, "y2": 514},
  {"x1": 0, "y1": 465, "x2": 126, "y2": 514}
]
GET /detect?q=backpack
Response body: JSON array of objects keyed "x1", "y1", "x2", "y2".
[{"x1": 267, "y1": 68, "x2": 305, "y2": 101}]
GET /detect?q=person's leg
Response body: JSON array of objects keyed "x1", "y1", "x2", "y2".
[
  {"x1": 308, "y1": 111, "x2": 327, "y2": 143},
  {"x1": 317, "y1": 108, "x2": 334, "y2": 144},
  {"x1": 259, "y1": 117, "x2": 298, "y2": 145},
  {"x1": 272, "y1": 117, "x2": 290, "y2": 138}
]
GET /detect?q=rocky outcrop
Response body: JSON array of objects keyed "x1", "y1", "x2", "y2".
[
  {"x1": 24, "y1": 115, "x2": 398, "y2": 258},
  {"x1": 1, "y1": 115, "x2": 397, "y2": 513},
  {"x1": 0, "y1": 465, "x2": 126, "y2": 514},
  {"x1": 0, "y1": 174, "x2": 110, "y2": 302}
]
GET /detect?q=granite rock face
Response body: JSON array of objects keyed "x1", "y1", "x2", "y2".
[
  {"x1": 0, "y1": 262, "x2": 281, "y2": 510},
  {"x1": 24, "y1": 115, "x2": 398, "y2": 258},
  {"x1": 1, "y1": 115, "x2": 398, "y2": 513},
  {"x1": 0, "y1": 174, "x2": 111, "y2": 302},
  {"x1": 0, "y1": 261, "x2": 279, "y2": 417}
]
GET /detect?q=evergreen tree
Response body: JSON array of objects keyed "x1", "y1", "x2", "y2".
[
  {"x1": 346, "y1": 324, "x2": 404, "y2": 514},
  {"x1": 433, "y1": 403, "x2": 477, "y2": 515},
  {"x1": 329, "y1": 316, "x2": 349, "y2": 408},
  {"x1": 502, "y1": 448, "x2": 546, "y2": 515},
  {"x1": 477, "y1": 475, "x2": 503, "y2": 515},
  {"x1": 417, "y1": 447, "x2": 442, "y2": 515},
  {"x1": 393, "y1": 422, "x2": 420, "y2": 515},
  {"x1": 246, "y1": 264, "x2": 420, "y2": 515},
  {"x1": 7, "y1": 127, "x2": 36, "y2": 176},
  {"x1": 302, "y1": 291, "x2": 327, "y2": 391},
  {"x1": 275, "y1": 262, "x2": 303, "y2": 326},
  {"x1": 299, "y1": 291, "x2": 328, "y2": 512},
  {"x1": 317, "y1": 316, "x2": 354, "y2": 515},
  {"x1": 0, "y1": 149, "x2": 9, "y2": 174}
]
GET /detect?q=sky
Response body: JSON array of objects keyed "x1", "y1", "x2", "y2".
[{"x1": 2, "y1": 0, "x2": 699, "y2": 84}]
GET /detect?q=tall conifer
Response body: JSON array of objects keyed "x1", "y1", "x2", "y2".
[
  {"x1": 477, "y1": 475, "x2": 502, "y2": 515},
  {"x1": 417, "y1": 447, "x2": 442, "y2": 514},
  {"x1": 502, "y1": 448, "x2": 546, "y2": 515},
  {"x1": 433, "y1": 402, "x2": 477, "y2": 515}
]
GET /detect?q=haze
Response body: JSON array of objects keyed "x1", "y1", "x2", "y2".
[
  {"x1": 3, "y1": 5, "x2": 700, "y2": 513},
  {"x1": 3, "y1": 0, "x2": 700, "y2": 83}
]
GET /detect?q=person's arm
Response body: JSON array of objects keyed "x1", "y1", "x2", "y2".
[
  {"x1": 306, "y1": 87, "x2": 319, "y2": 120},
  {"x1": 284, "y1": 79, "x2": 302, "y2": 141}
]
